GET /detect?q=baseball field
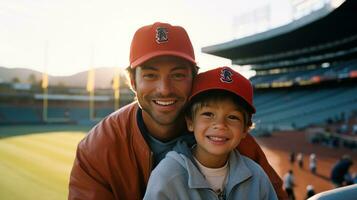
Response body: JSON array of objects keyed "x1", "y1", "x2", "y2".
[
  {"x1": 1, "y1": 126, "x2": 356, "y2": 200},
  {"x1": 0, "y1": 125, "x2": 89, "y2": 200},
  {"x1": 258, "y1": 131, "x2": 357, "y2": 200}
]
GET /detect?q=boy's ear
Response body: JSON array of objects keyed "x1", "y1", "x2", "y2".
[
  {"x1": 185, "y1": 116, "x2": 194, "y2": 132},
  {"x1": 242, "y1": 127, "x2": 249, "y2": 138}
]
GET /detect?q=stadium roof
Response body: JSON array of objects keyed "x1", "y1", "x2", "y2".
[{"x1": 202, "y1": 0, "x2": 357, "y2": 70}]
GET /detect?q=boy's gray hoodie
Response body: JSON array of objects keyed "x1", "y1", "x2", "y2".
[{"x1": 144, "y1": 140, "x2": 278, "y2": 200}]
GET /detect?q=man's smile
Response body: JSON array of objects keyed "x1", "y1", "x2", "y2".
[{"x1": 153, "y1": 100, "x2": 177, "y2": 106}]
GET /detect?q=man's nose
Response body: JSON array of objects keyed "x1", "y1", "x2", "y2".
[{"x1": 157, "y1": 77, "x2": 173, "y2": 96}]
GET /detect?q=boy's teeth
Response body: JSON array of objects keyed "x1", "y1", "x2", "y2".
[
  {"x1": 155, "y1": 100, "x2": 175, "y2": 106},
  {"x1": 208, "y1": 136, "x2": 227, "y2": 141}
]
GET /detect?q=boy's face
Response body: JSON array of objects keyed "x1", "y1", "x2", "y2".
[{"x1": 186, "y1": 98, "x2": 247, "y2": 167}]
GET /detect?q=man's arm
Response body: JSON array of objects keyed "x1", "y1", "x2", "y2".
[
  {"x1": 237, "y1": 134, "x2": 288, "y2": 200},
  {"x1": 68, "y1": 144, "x2": 115, "y2": 200}
]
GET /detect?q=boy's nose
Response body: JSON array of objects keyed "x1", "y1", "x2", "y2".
[{"x1": 213, "y1": 117, "x2": 226, "y2": 129}]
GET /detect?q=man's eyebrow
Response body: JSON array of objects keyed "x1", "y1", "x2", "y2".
[
  {"x1": 171, "y1": 65, "x2": 190, "y2": 71},
  {"x1": 140, "y1": 65, "x2": 190, "y2": 71},
  {"x1": 140, "y1": 66, "x2": 158, "y2": 71}
]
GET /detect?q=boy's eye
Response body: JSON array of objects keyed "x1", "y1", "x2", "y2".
[
  {"x1": 201, "y1": 112, "x2": 213, "y2": 118},
  {"x1": 228, "y1": 115, "x2": 240, "y2": 121}
]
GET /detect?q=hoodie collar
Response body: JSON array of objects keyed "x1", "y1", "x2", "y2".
[{"x1": 170, "y1": 141, "x2": 253, "y2": 191}]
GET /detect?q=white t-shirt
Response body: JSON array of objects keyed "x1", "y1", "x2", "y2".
[{"x1": 194, "y1": 157, "x2": 229, "y2": 193}]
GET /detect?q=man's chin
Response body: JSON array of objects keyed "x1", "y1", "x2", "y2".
[
  {"x1": 153, "y1": 115, "x2": 179, "y2": 125},
  {"x1": 142, "y1": 109, "x2": 179, "y2": 124}
]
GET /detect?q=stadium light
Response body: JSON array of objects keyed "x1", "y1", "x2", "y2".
[
  {"x1": 42, "y1": 41, "x2": 49, "y2": 122},
  {"x1": 87, "y1": 67, "x2": 95, "y2": 120}
]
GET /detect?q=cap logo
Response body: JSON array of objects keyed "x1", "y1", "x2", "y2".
[
  {"x1": 156, "y1": 27, "x2": 168, "y2": 43},
  {"x1": 220, "y1": 68, "x2": 233, "y2": 83}
]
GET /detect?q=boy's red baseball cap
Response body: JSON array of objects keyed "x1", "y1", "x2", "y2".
[
  {"x1": 189, "y1": 66, "x2": 256, "y2": 113},
  {"x1": 129, "y1": 22, "x2": 196, "y2": 68}
]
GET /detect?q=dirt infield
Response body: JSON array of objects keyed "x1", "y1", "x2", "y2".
[{"x1": 256, "y1": 131, "x2": 357, "y2": 200}]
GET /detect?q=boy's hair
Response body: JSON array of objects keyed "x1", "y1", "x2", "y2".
[{"x1": 186, "y1": 90, "x2": 253, "y2": 129}]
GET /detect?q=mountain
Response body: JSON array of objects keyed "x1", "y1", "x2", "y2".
[{"x1": 0, "y1": 66, "x2": 127, "y2": 89}]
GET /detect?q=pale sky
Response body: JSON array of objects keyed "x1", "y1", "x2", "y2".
[{"x1": 0, "y1": 0, "x2": 293, "y2": 77}]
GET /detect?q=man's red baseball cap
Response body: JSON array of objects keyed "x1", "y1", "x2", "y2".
[
  {"x1": 129, "y1": 22, "x2": 196, "y2": 68},
  {"x1": 189, "y1": 66, "x2": 256, "y2": 113}
]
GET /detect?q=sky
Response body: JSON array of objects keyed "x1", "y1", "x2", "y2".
[{"x1": 0, "y1": 0, "x2": 293, "y2": 77}]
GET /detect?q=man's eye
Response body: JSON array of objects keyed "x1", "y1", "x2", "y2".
[
  {"x1": 171, "y1": 73, "x2": 186, "y2": 80},
  {"x1": 143, "y1": 74, "x2": 157, "y2": 79}
]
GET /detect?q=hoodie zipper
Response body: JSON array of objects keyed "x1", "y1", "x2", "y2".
[{"x1": 208, "y1": 188, "x2": 226, "y2": 200}]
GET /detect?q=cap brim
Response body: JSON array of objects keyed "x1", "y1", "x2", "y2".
[
  {"x1": 190, "y1": 87, "x2": 256, "y2": 113},
  {"x1": 131, "y1": 51, "x2": 196, "y2": 68}
]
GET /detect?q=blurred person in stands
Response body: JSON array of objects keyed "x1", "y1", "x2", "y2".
[
  {"x1": 353, "y1": 124, "x2": 357, "y2": 135},
  {"x1": 309, "y1": 153, "x2": 317, "y2": 174},
  {"x1": 68, "y1": 22, "x2": 286, "y2": 200},
  {"x1": 283, "y1": 170, "x2": 296, "y2": 200},
  {"x1": 144, "y1": 67, "x2": 278, "y2": 200},
  {"x1": 297, "y1": 152, "x2": 304, "y2": 168},
  {"x1": 289, "y1": 151, "x2": 295, "y2": 164},
  {"x1": 305, "y1": 185, "x2": 316, "y2": 199},
  {"x1": 330, "y1": 154, "x2": 354, "y2": 187}
]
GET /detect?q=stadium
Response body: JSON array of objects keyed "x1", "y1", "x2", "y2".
[
  {"x1": 0, "y1": 0, "x2": 356, "y2": 200},
  {"x1": 203, "y1": 0, "x2": 357, "y2": 134},
  {"x1": 0, "y1": 68, "x2": 135, "y2": 125},
  {"x1": 203, "y1": 0, "x2": 357, "y2": 199}
]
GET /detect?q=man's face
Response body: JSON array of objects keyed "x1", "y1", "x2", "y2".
[{"x1": 133, "y1": 56, "x2": 193, "y2": 126}]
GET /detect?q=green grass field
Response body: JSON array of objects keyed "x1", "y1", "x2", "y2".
[{"x1": 0, "y1": 125, "x2": 89, "y2": 200}]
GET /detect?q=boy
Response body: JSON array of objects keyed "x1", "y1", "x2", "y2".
[{"x1": 144, "y1": 67, "x2": 278, "y2": 200}]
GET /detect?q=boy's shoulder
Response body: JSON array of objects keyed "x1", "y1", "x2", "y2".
[
  {"x1": 225, "y1": 150, "x2": 278, "y2": 199},
  {"x1": 232, "y1": 149, "x2": 268, "y2": 177}
]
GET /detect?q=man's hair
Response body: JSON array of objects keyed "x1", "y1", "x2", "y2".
[{"x1": 185, "y1": 90, "x2": 253, "y2": 129}]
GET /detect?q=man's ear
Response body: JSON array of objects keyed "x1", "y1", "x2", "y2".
[
  {"x1": 130, "y1": 73, "x2": 136, "y2": 91},
  {"x1": 185, "y1": 116, "x2": 194, "y2": 132}
]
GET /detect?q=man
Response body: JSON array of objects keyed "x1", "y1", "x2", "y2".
[{"x1": 69, "y1": 22, "x2": 287, "y2": 200}]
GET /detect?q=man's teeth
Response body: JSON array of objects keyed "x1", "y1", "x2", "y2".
[
  {"x1": 208, "y1": 136, "x2": 227, "y2": 141},
  {"x1": 155, "y1": 100, "x2": 175, "y2": 106}
]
